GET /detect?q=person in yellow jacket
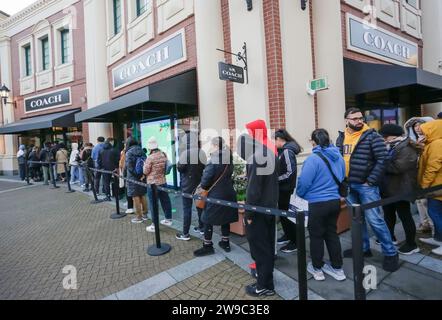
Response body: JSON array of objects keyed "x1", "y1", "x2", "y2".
[{"x1": 417, "y1": 119, "x2": 442, "y2": 256}]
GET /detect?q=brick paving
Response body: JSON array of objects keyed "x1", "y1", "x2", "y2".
[
  {"x1": 0, "y1": 182, "x2": 202, "y2": 300},
  {"x1": 149, "y1": 260, "x2": 282, "y2": 301}
]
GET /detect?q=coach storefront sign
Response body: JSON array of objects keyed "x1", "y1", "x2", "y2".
[
  {"x1": 24, "y1": 88, "x2": 71, "y2": 113},
  {"x1": 112, "y1": 29, "x2": 187, "y2": 90},
  {"x1": 346, "y1": 14, "x2": 418, "y2": 66},
  {"x1": 218, "y1": 62, "x2": 245, "y2": 84}
]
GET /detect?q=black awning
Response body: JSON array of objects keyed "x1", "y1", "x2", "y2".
[
  {"x1": 0, "y1": 109, "x2": 79, "y2": 134},
  {"x1": 75, "y1": 69, "x2": 197, "y2": 123},
  {"x1": 344, "y1": 59, "x2": 442, "y2": 105}
]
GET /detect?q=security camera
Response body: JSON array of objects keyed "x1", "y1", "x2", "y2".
[{"x1": 246, "y1": 0, "x2": 252, "y2": 11}]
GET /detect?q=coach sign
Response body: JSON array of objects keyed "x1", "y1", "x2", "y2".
[
  {"x1": 347, "y1": 14, "x2": 418, "y2": 66},
  {"x1": 112, "y1": 30, "x2": 187, "y2": 90},
  {"x1": 218, "y1": 62, "x2": 245, "y2": 84},
  {"x1": 24, "y1": 88, "x2": 71, "y2": 113}
]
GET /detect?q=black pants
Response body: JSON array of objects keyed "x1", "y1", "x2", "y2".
[
  {"x1": 103, "y1": 173, "x2": 112, "y2": 197},
  {"x1": 308, "y1": 199, "x2": 342, "y2": 269},
  {"x1": 383, "y1": 201, "x2": 416, "y2": 246},
  {"x1": 94, "y1": 171, "x2": 102, "y2": 194},
  {"x1": 204, "y1": 223, "x2": 230, "y2": 242},
  {"x1": 279, "y1": 190, "x2": 297, "y2": 243},
  {"x1": 246, "y1": 214, "x2": 275, "y2": 290}
]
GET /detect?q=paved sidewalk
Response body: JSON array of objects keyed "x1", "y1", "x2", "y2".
[{"x1": 1, "y1": 179, "x2": 442, "y2": 300}]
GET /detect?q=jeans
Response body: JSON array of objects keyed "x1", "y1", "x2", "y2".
[
  {"x1": 383, "y1": 201, "x2": 416, "y2": 247},
  {"x1": 70, "y1": 165, "x2": 80, "y2": 183},
  {"x1": 42, "y1": 165, "x2": 54, "y2": 185},
  {"x1": 103, "y1": 173, "x2": 112, "y2": 197},
  {"x1": 18, "y1": 164, "x2": 26, "y2": 180},
  {"x1": 182, "y1": 197, "x2": 203, "y2": 235},
  {"x1": 347, "y1": 183, "x2": 397, "y2": 256},
  {"x1": 308, "y1": 199, "x2": 343, "y2": 269},
  {"x1": 428, "y1": 198, "x2": 442, "y2": 242},
  {"x1": 147, "y1": 184, "x2": 172, "y2": 224}
]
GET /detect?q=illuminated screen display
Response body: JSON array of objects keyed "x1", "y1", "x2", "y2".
[{"x1": 140, "y1": 118, "x2": 177, "y2": 186}]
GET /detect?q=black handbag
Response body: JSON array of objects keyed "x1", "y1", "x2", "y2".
[{"x1": 315, "y1": 153, "x2": 349, "y2": 197}]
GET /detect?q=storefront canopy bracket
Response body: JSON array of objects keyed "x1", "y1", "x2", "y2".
[{"x1": 217, "y1": 42, "x2": 248, "y2": 84}]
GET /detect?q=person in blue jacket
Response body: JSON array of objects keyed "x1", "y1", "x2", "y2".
[{"x1": 297, "y1": 129, "x2": 346, "y2": 282}]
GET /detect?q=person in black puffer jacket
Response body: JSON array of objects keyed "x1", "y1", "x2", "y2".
[
  {"x1": 97, "y1": 138, "x2": 120, "y2": 201},
  {"x1": 336, "y1": 108, "x2": 399, "y2": 273},
  {"x1": 378, "y1": 124, "x2": 419, "y2": 256},
  {"x1": 274, "y1": 129, "x2": 302, "y2": 253},
  {"x1": 176, "y1": 131, "x2": 207, "y2": 241}
]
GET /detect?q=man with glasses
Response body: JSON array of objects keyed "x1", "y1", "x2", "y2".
[{"x1": 336, "y1": 108, "x2": 399, "y2": 272}]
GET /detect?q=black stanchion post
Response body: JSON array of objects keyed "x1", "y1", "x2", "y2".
[
  {"x1": 64, "y1": 162, "x2": 75, "y2": 193},
  {"x1": 296, "y1": 210, "x2": 308, "y2": 300},
  {"x1": 50, "y1": 162, "x2": 59, "y2": 189},
  {"x1": 350, "y1": 204, "x2": 366, "y2": 300},
  {"x1": 89, "y1": 167, "x2": 103, "y2": 204},
  {"x1": 147, "y1": 184, "x2": 171, "y2": 256},
  {"x1": 110, "y1": 173, "x2": 127, "y2": 219},
  {"x1": 25, "y1": 159, "x2": 32, "y2": 185}
]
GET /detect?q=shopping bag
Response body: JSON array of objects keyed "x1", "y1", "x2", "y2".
[{"x1": 288, "y1": 192, "x2": 308, "y2": 227}]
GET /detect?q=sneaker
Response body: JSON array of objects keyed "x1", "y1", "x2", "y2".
[
  {"x1": 125, "y1": 208, "x2": 135, "y2": 214},
  {"x1": 307, "y1": 262, "x2": 325, "y2": 281},
  {"x1": 218, "y1": 240, "x2": 231, "y2": 253},
  {"x1": 82, "y1": 188, "x2": 90, "y2": 192},
  {"x1": 141, "y1": 214, "x2": 148, "y2": 221},
  {"x1": 193, "y1": 244, "x2": 215, "y2": 257},
  {"x1": 245, "y1": 283, "x2": 275, "y2": 297},
  {"x1": 383, "y1": 254, "x2": 400, "y2": 272},
  {"x1": 193, "y1": 226, "x2": 205, "y2": 235},
  {"x1": 160, "y1": 219, "x2": 173, "y2": 227},
  {"x1": 146, "y1": 224, "x2": 155, "y2": 232},
  {"x1": 419, "y1": 237, "x2": 442, "y2": 247},
  {"x1": 131, "y1": 218, "x2": 143, "y2": 224},
  {"x1": 343, "y1": 248, "x2": 373, "y2": 258},
  {"x1": 280, "y1": 241, "x2": 297, "y2": 253},
  {"x1": 103, "y1": 196, "x2": 112, "y2": 202},
  {"x1": 176, "y1": 233, "x2": 191, "y2": 241},
  {"x1": 321, "y1": 263, "x2": 346, "y2": 281},
  {"x1": 398, "y1": 244, "x2": 420, "y2": 255},
  {"x1": 277, "y1": 234, "x2": 290, "y2": 245},
  {"x1": 375, "y1": 236, "x2": 398, "y2": 246},
  {"x1": 431, "y1": 246, "x2": 442, "y2": 256}
]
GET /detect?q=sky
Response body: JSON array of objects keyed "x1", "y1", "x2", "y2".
[{"x1": 1, "y1": 0, "x2": 37, "y2": 16}]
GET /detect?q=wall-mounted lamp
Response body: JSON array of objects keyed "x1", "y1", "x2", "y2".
[
  {"x1": 246, "y1": 0, "x2": 252, "y2": 11},
  {"x1": 0, "y1": 84, "x2": 16, "y2": 108},
  {"x1": 301, "y1": 0, "x2": 308, "y2": 11}
]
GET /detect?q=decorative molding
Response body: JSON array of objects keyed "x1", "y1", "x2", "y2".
[
  {"x1": 157, "y1": 0, "x2": 194, "y2": 34},
  {"x1": 127, "y1": 0, "x2": 154, "y2": 53},
  {"x1": 35, "y1": 69, "x2": 54, "y2": 91},
  {"x1": 375, "y1": 0, "x2": 400, "y2": 28},
  {"x1": 54, "y1": 62, "x2": 74, "y2": 85},
  {"x1": 400, "y1": 0, "x2": 422, "y2": 39},
  {"x1": 343, "y1": 0, "x2": 370, "y2": 12}
]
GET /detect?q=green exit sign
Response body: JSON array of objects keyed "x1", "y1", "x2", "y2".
[{"x1": 309, "y1": 77, "x2": 329, "y2": 92}]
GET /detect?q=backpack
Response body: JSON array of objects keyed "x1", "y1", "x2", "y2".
[
  {"x1": 135, "y1": 155, "x2": 147, "y2": 176},
  {"x1": 163, "y1": 152, "x2": 173, "y2": 175}
]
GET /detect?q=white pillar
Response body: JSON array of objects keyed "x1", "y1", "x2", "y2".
[
  {"x1": 422, "y1": 0, "x2": 442, "y2": 117},
  {"x1": 280, "y1": 0, "x2": 316, "y2": 152},
  {"x1": 0, "y1": 36, "x2": 18, "y2": 175},
  {"x1": 194, "y1": 0, "x2": 228, "y2": 150},
  {"x1": 83, "y1": 0, "x2": 113, "y2": 142},
  {"x1": 312, "y1": 0, "x2": 347, "y2": 141}
]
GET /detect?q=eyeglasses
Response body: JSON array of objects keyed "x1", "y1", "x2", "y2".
[{"x1": 346, "y1": 117, "x2": 364, "y2": 122}]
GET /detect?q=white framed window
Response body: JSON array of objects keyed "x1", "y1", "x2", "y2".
[
  {"x1": 405, "y1": 0, "x2": 419, "y2": 9},
  {"x1": 18, "y1": 35, "x2": 34, "y2": 78},
  {"x1": 52, "y1": 17, "x2": 74, "y2": 67},
  {"x1": 33, "y1": 20, "x2": 53, "y2": 73}
]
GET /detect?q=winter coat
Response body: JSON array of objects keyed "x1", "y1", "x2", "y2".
[
  {"x1": 98, "y1": 142, "x2": 120, "y2": 171},
  {"x1": 143, "y1": 150, "x2": 168, "y2": 185},
  {"x1": 418, "y1": 120, "x2": 442, "y2": 201},
  {"x1": 336, "y1": 128, "x2": 387, "y2": 186},
  {"x1": 28, "y1": 150, "x2": 41, "y2": 168},
  {"x1": 39, "y1": 148, "x2": 54, "y2": 167},
  {"x1": 177, "y1": 133, "x2": 207, "y2": 194},
  {"x1": 69, "y1": 143, "x2": 79, "y2": 166},
  {"x1": 297, "y1": 145, "x2": 346, "y2": 203},
  {"x1": 200, "y1": 149, "x2": 238, "y2": 226},
  {"x1": 17, "y1": 145, "x2": 26, "y2": 165},
  {"x1": 81, "y1": 147, "x2": 94, "y2": 169},
  {"x1": 237, "y1": 133, "x2": 279, "y2": 220},
  {"x1": 125, "y1": 145, "x2": 147, "y2": 197},
  {"x1": 245, "y1": 119, "x2": 277, "y2": 154},
  {"x1": 56, "y1": 149, "x2": 69, "y2": 173},
  {"x1": 91, "y1": 143, "x2": 105, "y2": 163},
  {"x1": 404, "y1": 117, "x2": 434, "y2": 142},
  {"x1": 379, "y1": 137, "x2": 418, "y2": 199},
  {"x1": 278, "y1": 141, "x2": 300, "y2": 193}
]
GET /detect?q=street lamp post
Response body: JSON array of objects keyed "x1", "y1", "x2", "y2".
[{"x1": 0, "y1": 84, "x2": 9, "y2": 126}]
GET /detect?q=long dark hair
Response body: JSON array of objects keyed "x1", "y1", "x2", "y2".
[
  {"x1": 274, "y1": 129, "x2": 303, "y2": 154},
  {"x1": 311, "y1": 129, "x2": 331, "y2": 148},
  {"x1": 126, "y1": 137, "x2": 139, "y2": 148}
]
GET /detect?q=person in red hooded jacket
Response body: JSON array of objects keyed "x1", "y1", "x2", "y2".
[{"x1": 239, "y1": 120, "x2": 279, "y2": 297}]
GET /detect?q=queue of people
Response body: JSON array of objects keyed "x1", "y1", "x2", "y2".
[{"x1": 14, "y1": 110, "x2": 442, "y2": 298}]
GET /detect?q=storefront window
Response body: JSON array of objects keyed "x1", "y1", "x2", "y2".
[{"x1": 364, "y1": 107, "x2": 407, "y2": 130}]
